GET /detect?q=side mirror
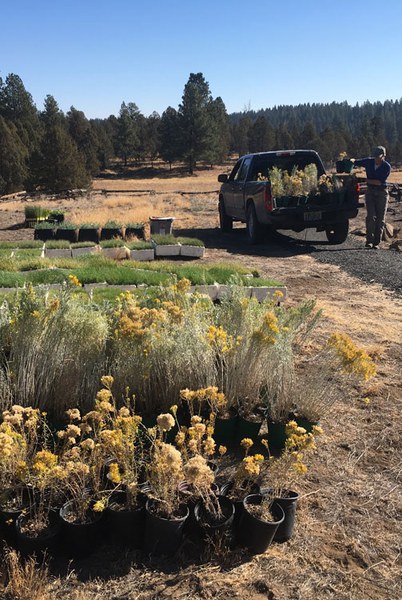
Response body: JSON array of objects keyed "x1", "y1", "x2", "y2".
[{"x1": 218, "y1": 174, "x2": 228, "y2": 183}]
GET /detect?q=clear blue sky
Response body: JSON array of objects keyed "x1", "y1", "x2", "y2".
[{"x1": 1, "y1": 0, "x2": 402, "y2": 119}]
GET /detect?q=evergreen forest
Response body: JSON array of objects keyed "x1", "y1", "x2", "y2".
[{"x1": 1, "y1": 71, "x2": 401, "y2": 194}]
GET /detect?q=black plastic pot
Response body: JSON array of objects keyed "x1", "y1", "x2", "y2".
[
  {"x1": 236, "y1": 413, "x2": 263, "y2": 444},
  {"x1": 266, "y1": 419, "x2": 287, "y2": 450},
  {"x1": 272, "y1": 490, "x2": 299, "y2": 542},
  {"x1": 59, "y1": 499, "x2": 104, "y2": 556},
  {"x1": 294, "y1": 416, "x2": 319, "y2": 434},
  {"x1": 34, "y1": 228, "x2": 55, "y2": 241},
  {"x1": 55, "y1": 228, "x2": 78, "y2": 242},
  {"x1": 219, "y1": 480, "x2": 260, "y2": 528},
  {"x1": 0, "y1": 487, "x2": 31, "y2": 547},
  {"x1": 78, "y1": 227, "x2": 100, "y2": 243},
  {"x1": 105, "y1": 490, "x2": 146, "y2": 549},
  {"x1": 15, "y1": 509, "x2": 61, "y2": 557},
  {"x1": 144, "y1": 499, "x2": 189, "y2": 556},
  {"x1": 193, "y1": 495, "x2": 235, "y2": 541},
  {"x1": 237, "y1": 494, "x2": 284, "y2": 554},
  {"x1": 213, "y1": 410, "x2": 238, "y2": 447},
  {"x1": 124, "y1": 226, "x2": 145, "y2": 240},
  {"x1": 100, "y1": 227, "x2": 122, "y2": 241}
]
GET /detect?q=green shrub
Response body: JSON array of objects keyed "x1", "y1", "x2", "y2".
[
  {"x1": 71, "y1": 242, "x2": 96, "y2": 248},
  {"x1": 45, "y1": 241, "x2": 71, "y2": 250},
  {"x1": 175, "y1": 236, "x2": 204, "y2": 247},
  {"x1": 56, "y1": 221, "x2": 77, "y2": 230},
  {"x1": 34, "y1": 221, "x2": 56, "y2": 230},
  {"x1": 24, "y1": 205, "x2": 50, "y2": 220},
  {"x1": 151, "y1": 234, "x2": 180, "y2": 246},
  {"x1": 125, "y1": 241, "x2": 153, "y2": 250},
  {"x1": 100, "y1": 239, "x2": 126, "y2": 248},
  {"x1": 103, "y1": 220, "x2": 122, "y2": 229}
]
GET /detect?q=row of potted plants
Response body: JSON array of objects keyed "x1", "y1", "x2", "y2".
[
  {"x1": 0, "y1": 377, "x2": 323, "y2": 559},
  {"x1": 38, "y1": 237, "x2": 205, "y2": 260},
  {"x1": 34, "y1": 221, "x2": 145, "y2": 242}
]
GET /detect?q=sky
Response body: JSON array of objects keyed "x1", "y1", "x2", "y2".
[{"x1": 1, "y1": 0, "x2": 402, "y2": 119}]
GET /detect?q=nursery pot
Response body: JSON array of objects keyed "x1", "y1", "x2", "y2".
[
  {"x1": 124, "y1": 226, "x2": 145, "y2": 240},
  {"x1": 213, "y1": 410, "x2": 238, "y2": 447},
  {"x1": 59, "y1": 499, "x2": 104, "y2": 556},
  {"x1": 55, "y1": 228, "x2": 78, "y2": 242},
  {"x1": 294, "y1": 416, "x2": 319, "y2": 434},
  {"x1": 78, "y1": 227, "x2": 100, "y2": 243},
  {"x1": 34, "y1": 228, "x2": 55, "y2": 241},
  {"x1": 0, "y1": 487, "x2": 31, "y2": 547},
  {"x1": 266, "y1": 419, "x2": 288, "y2": 450},
  {"x1": 219, "y1": 480, "x2": 260, "y2": 528},
  {"x1": 193, "y1": 495, "x2": 235, "y2": 541},
  {"x1": 15, "y1": 509, "x2": 61, "y2": 557},
  {"x1": 237, "y1": 494, "x2": 284, "y2": 554},
  {"x1": 144, "y1": 499, "x2": 189, "y2": 556},
  {"x1": 236, "y1": 413, "x2": 263, "y2": 444},
  {"x1": 106, "y1": 490, "x2": 146, "y2": 549},
  {"x1": 261, "y1": 488, "x2": 299, "y2": 542},
  {"x1": 100, "y1": 227, "x2": 122, "y2": 241},
  {"x1": 179, "y1": 481, "x2": 220, "y2": 539}
]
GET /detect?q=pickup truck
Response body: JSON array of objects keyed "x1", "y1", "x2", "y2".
[{"x1": 217, "y1": 150, "x2": 362, "y2": 244}]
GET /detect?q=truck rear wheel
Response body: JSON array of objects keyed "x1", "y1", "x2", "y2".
[
  {"x1": 246, "y1": 202, "x2": 264, "y2": 244},
  {"x1": 219, "y1": 199, "x2": 233, "y2": 232},
  {"x1": 325, "y1": 221, "x2": 349, "y2": 244}
]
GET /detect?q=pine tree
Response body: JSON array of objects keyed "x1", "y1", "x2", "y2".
[
  {"x1": 115, "y1": 102, "x2": 142, "y2": 166},
  {"x1": 203, "y1": 97, "x2": 230, "y2": 165},
  {"x1": 159, "y1": 107, "x2": 181, "y2": 169},
  {"x1": 28, "y1": 96, "x2": 89, "y2": 192},
  {"x1": 0, "y1": 116, "x2": 28, "y2": 194},
  {"x1": 178, "y1": 73, "x2": 212, "y2": 174},
  {"x1": 67, "y1": 107, "x2": 100, "y2": 175}
]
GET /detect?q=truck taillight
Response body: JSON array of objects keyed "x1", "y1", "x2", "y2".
[
  {"x1": 354, "y1": 182, "x2": 361, "y2": 202},
  {"x1": 264, "y1": 186, "x2": 273, "y2": 211}
]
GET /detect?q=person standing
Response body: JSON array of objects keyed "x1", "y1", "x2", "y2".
[{"x1": 351, "y1": 146, "x2": 391, "y2": 249}]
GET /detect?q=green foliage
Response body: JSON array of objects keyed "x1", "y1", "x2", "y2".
[
  {"x1": 24, "y1": 205, "x2": 50, "y2": 220},
  {"x1": 45, "y1": 241, "x2": 71, "y2": 249},
  {"x1": 151, "y1": 234, "x2": 180, "y2": 246},
  {"x1": 125, "y1": 240, "x2": 153, "y2": 250}
]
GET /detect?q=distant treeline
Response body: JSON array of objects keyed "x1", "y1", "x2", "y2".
[{"x1": 1, "y1": 72, "x2": 401, "y2": 194}]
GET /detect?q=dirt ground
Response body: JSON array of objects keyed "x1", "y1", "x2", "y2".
[{"x1": 0, "y1": 165, "x2": 401, "y2": 599}]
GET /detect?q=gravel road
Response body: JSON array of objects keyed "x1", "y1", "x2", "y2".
[{"x1": 270, "y1": 228, "x2": 402, "y2": 296}]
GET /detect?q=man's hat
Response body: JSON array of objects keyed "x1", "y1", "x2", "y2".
[{"x1": 373, "y1": 146, "x2": 386, "y2": 157}]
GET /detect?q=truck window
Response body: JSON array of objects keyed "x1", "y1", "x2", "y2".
[{"x1": 234, "y1": 157, "x2": 252, "y2": 182}]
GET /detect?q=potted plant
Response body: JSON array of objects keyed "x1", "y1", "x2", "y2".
[
  {"x1": 152, "y1": 233, "x2": 181, "y2": 258},
  {"x1": 25, "y1": 205, "x2": 50, "y2": 227},
  {"x1": 34, "y1": 221, "x2": 56, "y2": 241},
  {"x1": 236, "y1": 493, "x2": 284, "y2": 554},
  {"x1": 70, "y1": 241, "x2": 98, "y2": 258},
  {"x1": 220, "y1": 444, "x2": 263, "y2": 526},
  {"x1": 55, "y1": 221, "x2": 78, "y2": 242},
  {"x1": 78, "y1": 223, "x2": 101, "y2": 243},
  {"x1": 100, "y1": 239, "x2": 129, "y2": 260},
  {"x1": 15, "y1": 449, "x2": 62, "y2": 557},
  {"x1": 126, "y1": 240, "x2": 155, "y2": 262},
  {"x1": 47, "y1": 209, "x2": 65, "y2": 224},
  {"x1": 124, "y1": 222, "x2": 145, "y2": 240},
  {"x1": 44, "y1": 240, "x2": 72, "y2": 259},
  {"x1": 259, "y1": 420, "x2": 323, "y2": 542},
  {"x1": 176, "y1": 236, "x2": 205, "y2": 259},
  {"x1": 100, "y1": 220, "x2": 123, "y2": 241},
  {"x1": 144, "y1": 440, "x2": 189, "y2": 556}
]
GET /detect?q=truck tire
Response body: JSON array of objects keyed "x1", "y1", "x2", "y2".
[
  {"x1": 325, "y1": 221, "x2": 349, "y2": 244},
  {"x1": 219, "y1": 198, "x2": 233, "y2": 232},
  {"x1": 246, "y1": 202, "x2": 264, "y2": 244}
]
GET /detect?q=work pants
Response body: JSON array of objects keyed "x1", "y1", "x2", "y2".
[{"x1": 365, "y1": 187, "x2": 388, "y2": 246}]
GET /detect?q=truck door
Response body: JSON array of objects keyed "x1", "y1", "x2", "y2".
[
  {"x1": 224, "y1": 159, "x2": 243, "y2": 214},
  {"x1": 232, "y1": 156, "x2": 252, "y2": 219}
]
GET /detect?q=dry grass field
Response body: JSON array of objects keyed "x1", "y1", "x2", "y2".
[{"x1": 0, "y1": 162, "x2": 401, "y2": 599}]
